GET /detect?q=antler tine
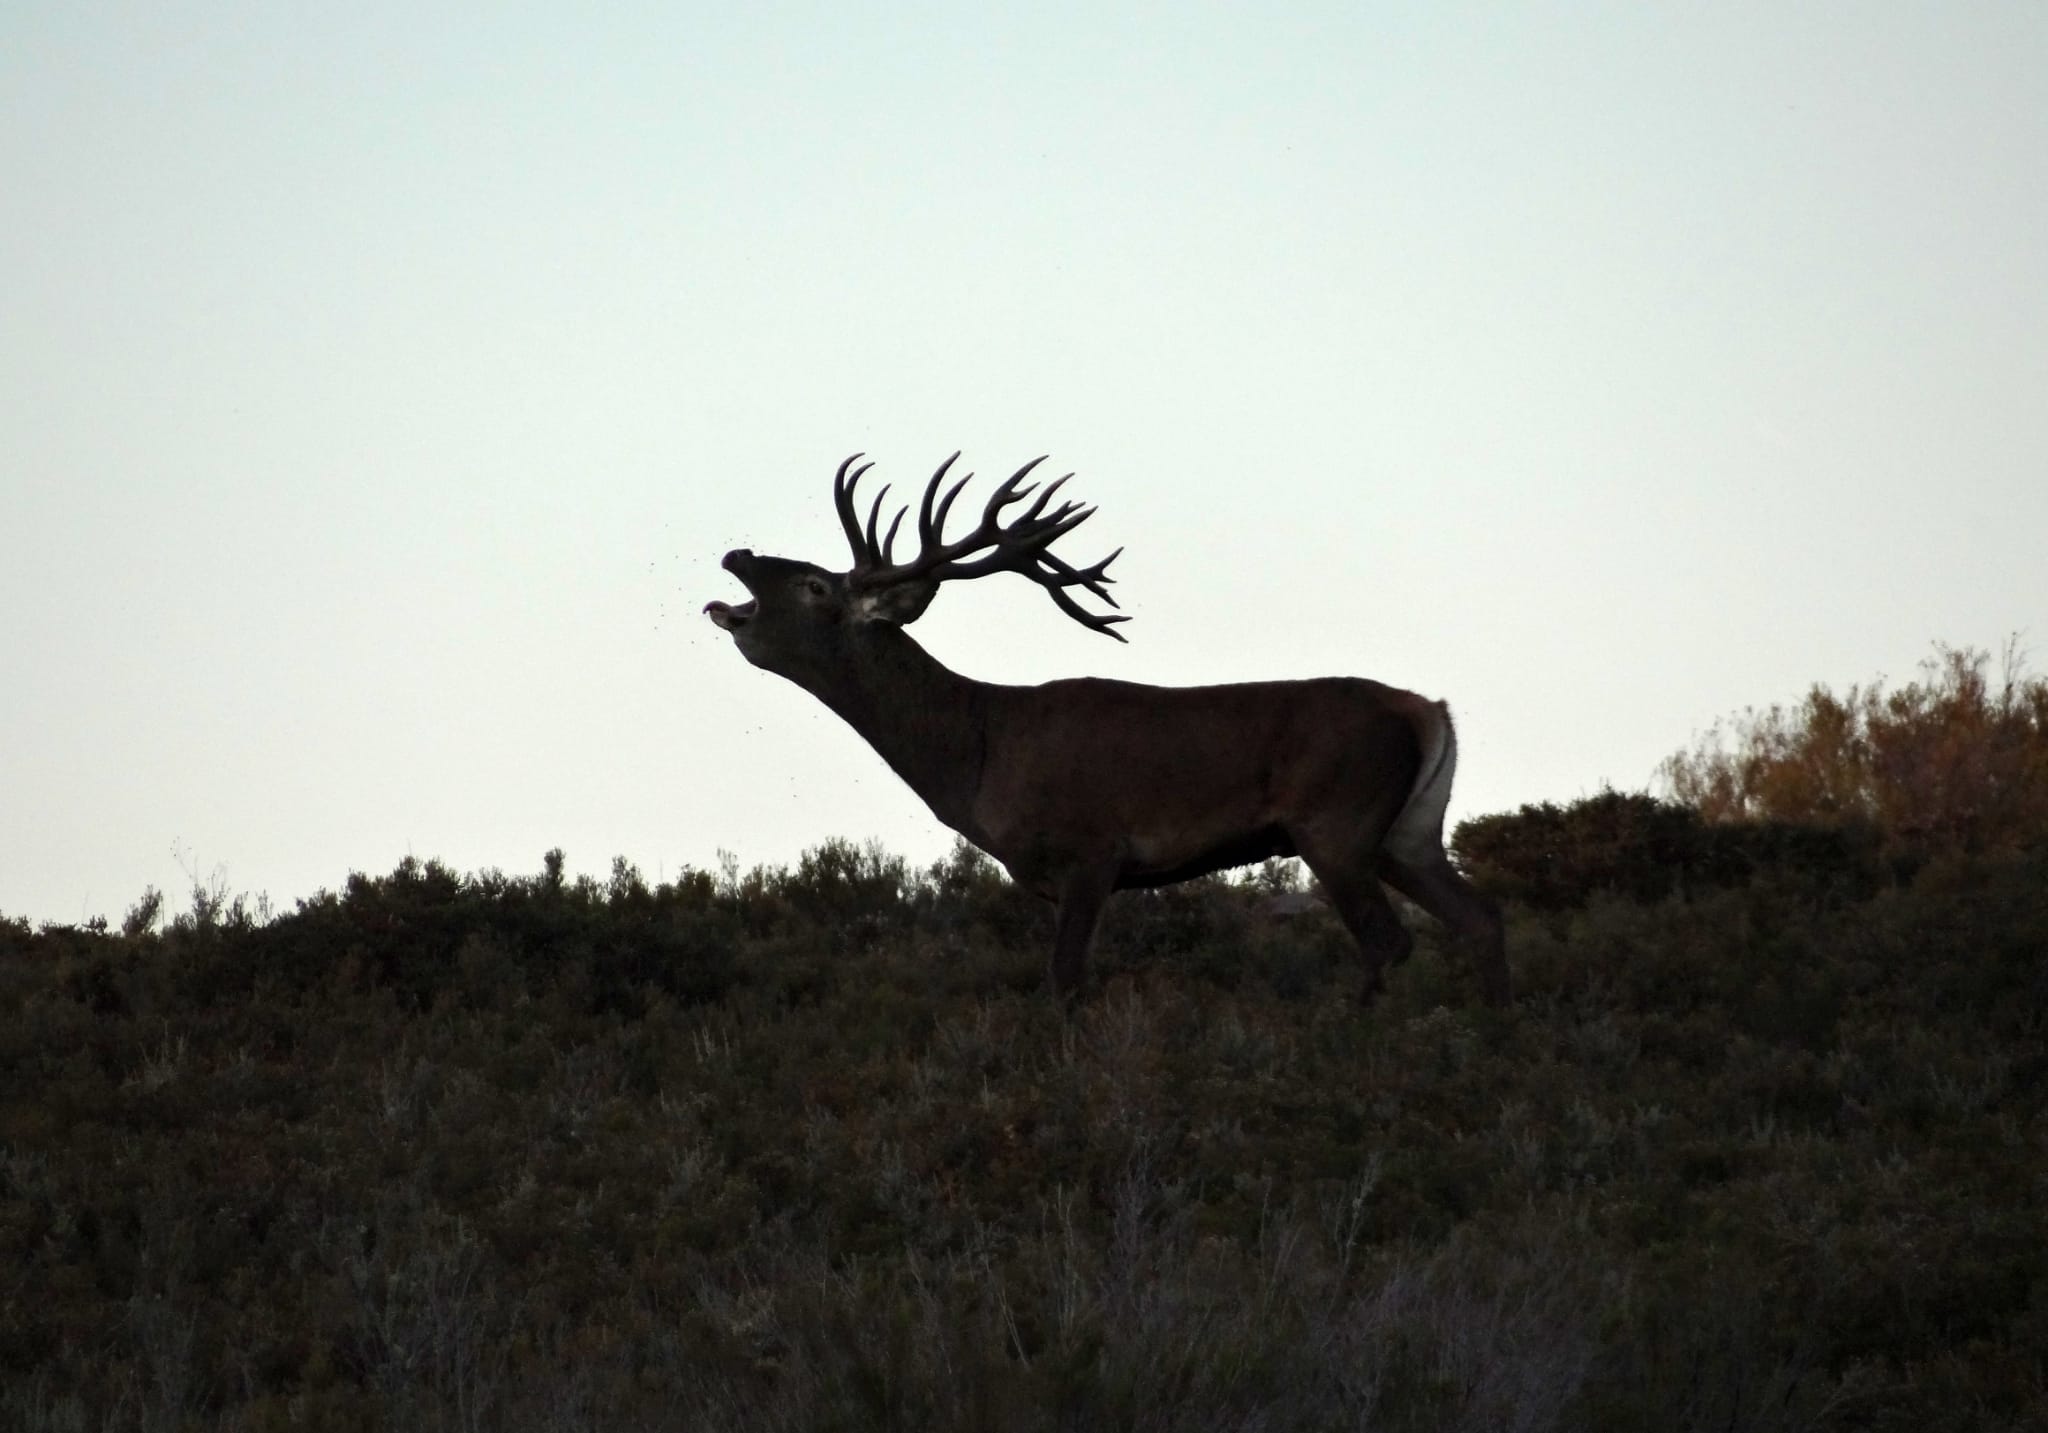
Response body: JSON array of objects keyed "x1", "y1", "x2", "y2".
[
  {"x1": 1038, "y1": 498, "x2": 1090, "y2": 535},
  {"x1": 918, "y1": 454, "x2": 973, "y2": 548},
  {"x1": 861, "y1": 484, "x2": 897, "y2": 568},
  {"x1": 1045, "y1": 583, "x2": 1131, "y2": 642},
  {"x1": 1019, "y1": 498, "x2": 1096, "y2": 551},
  {"x1": 979, "y1": 456, "x2": 1050, "y2": 522},
  {"x1": 927, "y1": 472, "x2": 972, "y2": 545},
  {"x1": 1009, "y1": 472, "x2": 1075, "y2": 529},
  {"x1": 834, "y1": 455, "x2": 877, "y2": 561},
  {"x1": 1039, "y1": 546, "x2": 1123, "y2": 607}
]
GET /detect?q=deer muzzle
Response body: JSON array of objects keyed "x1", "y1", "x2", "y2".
[{"x1": 704, "y1": 549, "x2": 759, "y2": 631}]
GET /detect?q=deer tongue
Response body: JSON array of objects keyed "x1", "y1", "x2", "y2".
[{"x1": 703, "y1": 599, "x2": 755, "y2": 631}]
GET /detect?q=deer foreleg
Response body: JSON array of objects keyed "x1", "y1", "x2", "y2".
[{"x1": 1048, "y1": 856, "x2": 1119, "y2": 1002}]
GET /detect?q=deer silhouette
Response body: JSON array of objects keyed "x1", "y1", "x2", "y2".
[{"x1": 706, "y1": 454, "x2": 1508, "y2": 1006}]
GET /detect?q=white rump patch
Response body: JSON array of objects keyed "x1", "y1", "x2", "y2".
[{"x1": 1384, "y1": 701, "x2": 1457, "y2": 865}]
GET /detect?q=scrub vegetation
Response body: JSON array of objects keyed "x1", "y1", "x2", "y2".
[{"x1": 3, "y1": 647, "x2": 2043, "y2": 1430}]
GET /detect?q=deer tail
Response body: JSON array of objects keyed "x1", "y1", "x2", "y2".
[{"x1": 1386, "y1": 700, "x2": 1458, "y2": 862}]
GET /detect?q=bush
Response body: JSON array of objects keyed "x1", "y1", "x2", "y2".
[
  {"x1": 1453, "y1": 791, "x2": 1883, "y2": 911},
  {"x1": 1662, "y1": 641, "x2": 2048, "y2": 856}
]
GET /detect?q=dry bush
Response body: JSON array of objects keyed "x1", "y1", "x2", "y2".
[{"x1": 1661, "y1": 641, "x2": 2048, "y2": 855}]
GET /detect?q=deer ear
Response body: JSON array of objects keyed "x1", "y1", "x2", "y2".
[{"x1": 850, "y1": 579, "x2": 938, "y2": 626}]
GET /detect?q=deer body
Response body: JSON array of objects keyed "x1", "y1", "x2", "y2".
[
  {"x1": 979, "y1": 675, "x2": 1425, "y2": 881},
  {"x1": 707, "y1": 457, "x2": 1509, "y2": 1006}
]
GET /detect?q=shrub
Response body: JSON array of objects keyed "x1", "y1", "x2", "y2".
[
  {"x1": 1661, "y1": 641, "x2": 2048, "y2": 856},
  {"x1": 1452, "y1": 791, "x2": 1882, "y2": 911},
  {"x1": 771, "y1": 838, "x2": 913, "y2": 949}
]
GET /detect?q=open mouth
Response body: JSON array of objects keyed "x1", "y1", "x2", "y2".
[
  {"x1": 703, "y1": 597, "x2": 756, "y2": 631},
  {"x1": 706, "y1": 549, "x2": 763, "y2": 633}
]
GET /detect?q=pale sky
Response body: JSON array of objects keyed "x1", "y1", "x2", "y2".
[{"x1": 5, "y1": 4, "x2": 2044, "y2": 925}]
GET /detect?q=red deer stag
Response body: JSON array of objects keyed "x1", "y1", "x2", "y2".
[{"x1": 703, "y1": 454, "x2": 1509, "y2": 1006}]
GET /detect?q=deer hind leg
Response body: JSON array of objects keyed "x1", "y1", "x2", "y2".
[
  {"x1": 1376, "y1": 848, "x2": 1510, "y2": 1007},
  {"x1": 1289, "y1": 830, "x2": 1412, "y2": 1005},
  {"x1": 1368, "y1": 701, "x2": 1512, "y2": 1007}
]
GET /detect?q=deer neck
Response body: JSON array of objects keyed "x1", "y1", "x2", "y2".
[{"x1": 803, "y1": 626, "x2": 990, "y2": 834}]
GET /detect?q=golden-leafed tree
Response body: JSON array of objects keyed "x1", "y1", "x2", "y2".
[{"x1": 1661, "y1": 641, "x2": 2048, "y2": 854}]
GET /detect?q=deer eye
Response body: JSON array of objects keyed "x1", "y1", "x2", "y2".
[{"x1": 803, "y1": 577, "x2": 830, "y2": 599}]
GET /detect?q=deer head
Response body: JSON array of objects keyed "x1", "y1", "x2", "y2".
[{"x1": 705, "y1": 453, "x2": 1128, "y2": 686}]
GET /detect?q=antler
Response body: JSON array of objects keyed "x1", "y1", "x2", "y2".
[{"x1": 833, "y1": 452, "x2": 1130, "y2": 640}]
